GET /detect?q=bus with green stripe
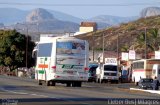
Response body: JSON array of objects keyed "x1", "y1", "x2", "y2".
[{"x1": 35, "y1": 36, "x2": 89, "y2": 87}]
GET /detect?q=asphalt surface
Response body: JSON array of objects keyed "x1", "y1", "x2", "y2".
[{"x1": 0, "y1": 75, "x2": 160, "y2": 105}]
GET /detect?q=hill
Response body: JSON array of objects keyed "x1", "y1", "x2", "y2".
[
  {"x1": 88, "y1": 15, "x2": 138, "y2": 25},
  {"x1": 141, "y1": 7, "x2": 160, "y2": 17},
  {"x1": 76, "y1": 16, "x2": 160, "y2": 53},
  {"x1": 0, "y1": 8, "x2": 137, "y2": 28},
  {"x1": 14, "y1": 8, "x2": 79, "y2": 35}
]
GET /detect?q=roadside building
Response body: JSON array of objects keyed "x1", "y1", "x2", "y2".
[{"x1": 74, "y1": 22, "x2": 97, "y2": 35}]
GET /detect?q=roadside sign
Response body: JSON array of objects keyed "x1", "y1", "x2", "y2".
[
  {"x1": 121, "y1": 52, "x2": 128, "y2": 61},
  {"x1": 105, "y1": 58, "x2": 117, "y2": 65},
  {"x1": 155, "y1": 51, "x2": 160, "y2": 59},
  {"x1": 129, "y1": 50, "x2": 135, "y2": 60}
]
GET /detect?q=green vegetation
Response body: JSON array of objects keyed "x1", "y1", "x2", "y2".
[
  {"x1": 0, "y1": 30, "x2": 35, "y2": 71},
  {"x1": 120, "y1": 44, "x2": 130, "y2": 52},
  {"x1": 76, "y1": 16, "x2": 160, "y2": 57},
  {"x1": 131, "y1": 28, "x2": 160, "y2": 54}
]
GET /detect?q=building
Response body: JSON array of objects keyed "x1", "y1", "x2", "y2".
[{"x1": 74, "y1": 22, "x2": 97, "y2": 35}]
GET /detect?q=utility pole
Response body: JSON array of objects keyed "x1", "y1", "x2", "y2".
[
  {"x1": 145, "y1": 27, "x2": 147, "y2": 59},
  {"x1": 102, "y1": 33, "x2": 105, "y2": 63},
  {"x1": 92, "y1": 31, "x2": 94, "y2": 61},
  {"x1": 117, "y1": 33, "x2": 119, "y2": 72},
  {"x1": 37, "y1": 22, "x2": 39, "y2": 41},
  {"x1": 26, "y1": 27, "x2": 28, "y2": 68},
  {"x1": 15, "y1": 22, "x2": 29, "y2": 68},
  {"x1": 117, "y1": 33, "x2": 119, "y2": 61}
]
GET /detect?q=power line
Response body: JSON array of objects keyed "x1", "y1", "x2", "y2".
[{"x1": 0, "y1": 2, "x2": 160, "y2": 7}]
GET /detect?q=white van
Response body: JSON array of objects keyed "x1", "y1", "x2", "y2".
[{"x1": 96, "y1": 58, "x2": 119, "y2": 83}]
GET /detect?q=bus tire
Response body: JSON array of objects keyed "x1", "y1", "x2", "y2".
[
  {"x1": 72, "y1": 82, "x2": 76, "y2": 87},
  {"x1": 46, "y1": 81, "x2": 54, "y2": 86},
  {"x1": 97, "y1": 78, "x2": 100, "y2": 83},
  {"x1": 51, "y1": 81, "x2": 56, "y2": 86},
  {"x1": 72, "y1": 82, "x2": 82, "y2": 87},
  {"x1": 66, "y1": 82, "x2": 71, "y2": 87},
  {"x1": 77, "y1": 82, "x2": 82, "y2": 87},
  {"x1": 38, "y1": 80, "x2": 42, "y2": 85}
]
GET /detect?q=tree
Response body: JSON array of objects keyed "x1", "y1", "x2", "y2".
[
  {"x1": 131, "y1": 30, "x2": 148, "y2": 53},
  {"x1": 131, "y1": 28, "x2": 160, "y2": 57},
  {"x1": 120, "y1": 44, "x2": 129, "y2": 52},
  {"x1": 0, "y1": 30, "x2": 35, "y2": 71},
  {"x1": 148, "y1": 28, "x2": 160, "y2": 51}
]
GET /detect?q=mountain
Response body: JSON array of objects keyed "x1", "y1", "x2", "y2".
[
  {"x1": 0, "y1": 8, "x2": 137, "y2": 26},
  {"x1": 14, "y1": 8, "x2": 79, "y2": 34},
  {"x1": 48, "y1": 10, "x2": 82, "y2": 23},
  {"x1": 140, "y1": 7, "x2": 160, "y2": 17},
  {"x1": 87, "y1": 15, "x2": 138, "y2": 27},
  {"x1": 26, "y1": 8, "x2": 55, "y2": 22},
  {"x1": 0, "y1": 23, "x2": 4, "y2": 28},
  {"x1": 0, "y1": 8, "x2": 82, "y2": 25}
]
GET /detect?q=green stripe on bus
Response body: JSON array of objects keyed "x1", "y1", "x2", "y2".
[
  {"x1": 39, "y1": 70, "x2": 45, "y2": 74},
  {"x1": 58, "y1": 64, "x2": 83, "y2": 66}
]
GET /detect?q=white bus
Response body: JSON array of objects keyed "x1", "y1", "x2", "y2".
[
  {"x1": 132, "y1": 59, "x2": 160, "y2": 85},
  {"x1": 35, "y1": 36, "x2": 89, "y2": 87}
]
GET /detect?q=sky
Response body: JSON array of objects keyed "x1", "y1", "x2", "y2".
[{"x1": 0, "y1": 0, "x2": 160, "y2": 19}]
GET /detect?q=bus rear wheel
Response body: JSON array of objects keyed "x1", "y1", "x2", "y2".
[
  {"x1": 72, "y1": 82, "x2": 82, "y2": 87},
  {"x1": 46, "y1": 81, "x2": 56, "y2": 86},
  {"x1": 38, "y1": 80, "x2": 42, "y2": 85}
]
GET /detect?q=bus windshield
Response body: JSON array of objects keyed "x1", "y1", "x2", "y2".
[
  {"x1": 104, "y1": 65, "x2": 117, "y2": 71},
  {"x1": 38, "y1": 43, "x2": 52, "y2": 57}
]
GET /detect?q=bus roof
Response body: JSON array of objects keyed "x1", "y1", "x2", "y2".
[
  {"x1": 132, "y1": 59, "x2": 160, "y2": 62},
  {"x1": 39, "y1": 36, "x2": 84, "y2": 43}
]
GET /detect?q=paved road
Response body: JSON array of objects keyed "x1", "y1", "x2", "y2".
[{"x1": 0, "y1": 75, "x2": 159, "y2": 105}]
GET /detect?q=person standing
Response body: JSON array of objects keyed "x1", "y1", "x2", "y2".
[{"x1": 152, "y1": 77, "x2": 159, "y2": 90}]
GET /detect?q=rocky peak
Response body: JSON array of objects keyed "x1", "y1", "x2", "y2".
[
  {"x1": 140, "y1": 7, "x2": 160, "y2": 18},
  {"x1": 26, "y1": 8, "x2": 55, "y2": 22}
]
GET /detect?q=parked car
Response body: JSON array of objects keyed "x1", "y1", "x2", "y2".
[
  {"x1": 138, "y1": 78, "x2": 153, "y2": 89},
  {"x1": 88, "y1": 64, "x2": 98, "y2": 82}
]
